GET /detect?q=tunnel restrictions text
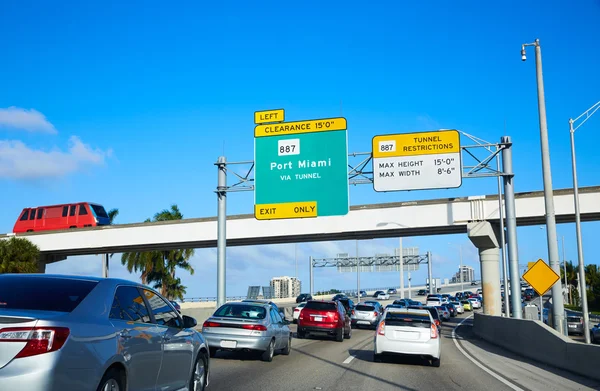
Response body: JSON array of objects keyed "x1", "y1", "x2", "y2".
[{"x1": 372, "y1": 130, "x2": 462, "y2": 192}]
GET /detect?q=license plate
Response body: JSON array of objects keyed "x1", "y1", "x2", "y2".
[
  {"x1": 569, "y1": 324, "x2": 576, "y2": 328},
  {"x1": 313, "y1": 316, "x2": 323, "y2": 322},
  {"x1": 357, "y1": 321, "x2": 370, "y2": 325},
  {"x1": 220, "y1": 340, "x2": 237, "y2": 348}
]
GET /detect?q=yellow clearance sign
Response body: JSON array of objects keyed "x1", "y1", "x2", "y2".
[
  {"x1": 254, "y1": 117, "x2": 347, "y2": 138},
  {"x1": 254, "y1": 109, "x2": 285, "y2": 124},
  {"x1": 255, "y1": 201, "x2": 317, "y2": 220},
  {"x1": 372, "y1": 129, "x2": 460, "y2": 158}
]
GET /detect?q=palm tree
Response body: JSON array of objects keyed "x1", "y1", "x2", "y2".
[
  {"x1": 0, "y1": 237, "x2": 40, "y2": 273},
  {"x1": 120, "y1": 205, "x2": 194, "y2": 297}
]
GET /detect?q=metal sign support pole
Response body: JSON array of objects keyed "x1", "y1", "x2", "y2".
[
  {"x1": 216, "y1": 156, "x2": 227, "y2": 307},
  {"x1": 427, "y1": 251, "x2": 433, "y2": 294},
  {"x1": 502, "y1": 137, "x2": 522, "y2": 319},
  {"x1": 399, "y1": 237, "x2": 404, "y2": 299}
]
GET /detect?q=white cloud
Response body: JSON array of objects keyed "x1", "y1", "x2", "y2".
[
  {"x1": 0, "y1": 136, "x2": 112, "y2": 179},
  {"x1": 0, "y1": 107, "x2": 57, "y2": 134}
]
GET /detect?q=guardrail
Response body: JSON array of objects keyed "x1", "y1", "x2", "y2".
[{"x1": 182, "y1": 296, "x2": 247, "y2": 303}]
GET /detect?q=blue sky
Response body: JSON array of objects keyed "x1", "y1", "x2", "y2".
[{"x1": 1, "y1": 0, "x2": 599, "y2": 298}]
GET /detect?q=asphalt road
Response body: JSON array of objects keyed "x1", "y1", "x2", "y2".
[{"x1": 206, "y1": 308, "x2": 599, "y2": 391}]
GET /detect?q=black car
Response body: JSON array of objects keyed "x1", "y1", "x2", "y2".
[
  {"x1": 417, "y1": 289, "x2": 427, "y2": 296},
  {"x1": 335, "y1": 297, "x2": 355, "y2": 315},
  {"x1": 296, "y1": 293, "x2": 313, "y2": 303},
  {"x1": 443, "y1": 303, "x2": 456, "y2": 317}
]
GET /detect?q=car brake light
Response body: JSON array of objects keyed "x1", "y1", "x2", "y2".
[
  {"x1": 241, "y1": 324, "x2": 267, "y2": 331},
  {"x1": 294, "y1": 308, "x2": 300, "y2": 312},
  {"x1": 377, "y1": 321, "x2": 385, "y2": 335},
  {"x1": 351, "y1": 310, "x2": 355, "y2": 315},
  {"x1": 435, "y1": 319, "x2": 440, "y2": 326},
  {"x1": 0, "y1": 327, "x2": 70, "y2": 358},
  {"x1": 202, "y1": 321, "x2": 221, "y2": 328},
  {"x1": 430, "y1": 324, "x2": 438, "y2": 339}
]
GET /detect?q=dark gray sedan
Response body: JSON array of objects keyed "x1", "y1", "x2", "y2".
[{"x1": 0, "y1": 274, "x2": 210, "y2": 391}]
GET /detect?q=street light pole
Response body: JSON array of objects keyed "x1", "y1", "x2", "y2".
[
  {"x1": 561, "y1": 236, "x2": 567, "y2": 304},
  {"x1": 521, "y1": 39, "x2": 565, "y2": 334},
  {"x1": 459, "y1": 246, "x2": 464, "y2": 293},
  {"x1": 569, "y1": 100, "x2": 600, "y2": 344},
  {"x1": 356, "y1": 239, "x2": 361, "y2": 303},
  {"x1": 399, "y1": 237, "x2": 404, "y2": 299}
]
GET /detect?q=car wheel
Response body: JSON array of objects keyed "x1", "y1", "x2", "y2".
[
  {"x1": 431, "y1": 357, "x2": 441, "y2": 367},
  {"x1": 189, "y1": 352, "x2": 207, "y2": 391},
  {"x1": 335, "y1": 328, "x2": 343, "y2": 342},
  {"x1": 96, "y1": 367, "x2": 125, "y2": 391},
  {"x1": 297, "y1": 328, "x2": 305, "y2": 339},
  {"x1": 261, "y1": 339, "x2": 275, "y2": 362},
  {"x1": 282, "y1": 335, "x2": 292, "y2": 355}
]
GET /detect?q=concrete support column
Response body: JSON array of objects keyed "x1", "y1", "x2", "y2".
[
  {"x1": 37, "y1": 260, "x2": 47, "y2": 273},
  {"x1": 467, "y1": 221, "x2": 502, "y2": 316}
]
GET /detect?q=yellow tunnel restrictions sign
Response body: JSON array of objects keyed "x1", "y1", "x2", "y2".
[{"x1": 255, "y1": 201, "x2": 317, "y2": 220}]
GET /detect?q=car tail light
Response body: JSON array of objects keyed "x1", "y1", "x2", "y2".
[
  {"x1": 0, "y1": 327, "x2": 70, "y2": 358},
  {"x1": 377, "y1": 321, "x2": 385, "y2": 335},
  {"x1": 434, "y1": 319, "x2": 440, "y2": 327},
  {"x1": 202, "y1": 321, "x2": 221, "y2": 328},
  {"x1": 241, "y1": 324, "x2": 267, "y2": 331},
  {"x1": 351, "y1": 310, "x2": 355, "y2": 315},
  {"x1": 430, "y1": 324, "x2": 438, "y2": 339},
  {"x1": 373, "y1": 311, "x2": 378, "y2": 317},
  {"x1": 294, "y1": 308, "x2": 300, "y2": 312}
]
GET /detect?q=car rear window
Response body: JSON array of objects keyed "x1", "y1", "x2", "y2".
[
  {"x1": 305, "y1": 301, "x2": 337, "y2": 311},
  {"x1": 0, "y1": 276, "x2": 98, "y2": 312},
  {"x1": 385, "y1": 312, "x2": 431, "y2": 328},
  {"x1": 214, "y1": 304, "x2": 267, "y2": 319},
  {"x1": 567, "y1": 317, "x2": 581, "y2": 323},
  {"x1": 355, "y1": 305, "x2": 375, "y2": 311}
]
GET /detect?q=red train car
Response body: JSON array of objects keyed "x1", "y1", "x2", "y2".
[{"x1": 13, "y1": 202, "x2": 111, "y2": 233}]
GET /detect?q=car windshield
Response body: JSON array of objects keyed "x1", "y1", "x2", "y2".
[
  {"x1": 385, "y1": 312, "x2": 431, "y2": 328},
  {"x1": 305, "y1": 301, "x2": 337, "y2": 311},
  {"x1": 214, "y1": 304, "x2": 267, "y2": 319},
  {"x1": 0, "y1": 276, "x2": 98, "y2": 313},
  {"x1": 355, "y1": 305, "x2": 375, "y2": 311},
  {"x1": 461, "y1": 301, "x2": 470, "y2": 305}
]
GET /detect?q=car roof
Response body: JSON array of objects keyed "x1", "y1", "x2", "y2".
[
  {"x1": 0, "y1": 273, "x2": 141, "y2": 286},
  {"x1": 223, "y1": 301, "x2": 271, "y2": 307},
  {"x1": 385, "y1": 307, "x2": 430, "y2": 316}
]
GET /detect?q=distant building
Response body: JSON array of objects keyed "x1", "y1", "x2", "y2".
[
  {"x1": 451, "y1": 265, "x2": 475, "y2": 283},
  {"x1": 270, "y1": 276, "x2": 301, "y2": 299}
]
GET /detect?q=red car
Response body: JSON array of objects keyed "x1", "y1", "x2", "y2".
[
  {"x1": 13, "y1": 202, "x2": 111, "y2": 233},
  {"x1": 297, "y1": 300, "x2": 352, "y2": 341}
]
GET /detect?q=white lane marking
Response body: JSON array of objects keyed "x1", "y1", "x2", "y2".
[
  {"x1": 452, "y1": 315, "x2": 525, "y2": 391},
  {"x1": 343, "y1": 355, "x2": 355, "y2": 364}
]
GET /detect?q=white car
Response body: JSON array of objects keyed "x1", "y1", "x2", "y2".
[
  {"x1": 376, "y1": 291, "x2": 390, "y2": 300},
  {"x1": 426, "y1": 295, "x2": 442, "y2": 307},
  {"x1": 468, "y1": 298, "x2": 482, "y2": 309},
  {"x1": 293, "y1": 302, "x2": 306, "y2": 323},
  {"x1": 450, "y1": 301, "x2": 464, "y2": 314},
  {"x1": 374, "y1": 307, "x2": 441, "y2": 367}
]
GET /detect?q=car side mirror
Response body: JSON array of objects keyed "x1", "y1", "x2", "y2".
[{"x1": 182, "y1": 315, "x2": 197, "y2": 329}]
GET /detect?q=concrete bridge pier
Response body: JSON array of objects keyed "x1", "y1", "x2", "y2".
[
  {"x1": 468, "y1": 221, "x2": 502, "y2": 316},
  {"x1": 37, "y1": 254, "x2": 66, "y2": 274}
]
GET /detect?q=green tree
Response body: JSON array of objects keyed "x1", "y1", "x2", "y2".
[
  {"x1": 121, "y1": 205, "x2": 194, "y2": 300},
  {"x1": 0, "y1": 237, "x2": 40, "y2": 273}
]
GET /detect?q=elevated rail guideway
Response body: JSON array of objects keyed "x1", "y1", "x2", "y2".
[{"x1": 3, "y1": 186, "x2": 599, "y2": 259}]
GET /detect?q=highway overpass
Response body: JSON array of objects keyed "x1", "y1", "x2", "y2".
[{"x1": 2, "y1": 185, "x2": 599, "y2": 258}]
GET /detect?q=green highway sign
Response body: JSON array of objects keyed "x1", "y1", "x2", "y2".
[{"x1": 254, "y1": 115, "x2": 349, "y2": 220}]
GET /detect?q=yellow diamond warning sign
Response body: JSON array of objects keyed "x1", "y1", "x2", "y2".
[{"x1": 522, "y1": 258, "x2": 560, "y2": 296}]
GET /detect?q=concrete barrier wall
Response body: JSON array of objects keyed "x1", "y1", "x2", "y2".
[{"x1": 473, "y1": 313, "x2": 600, "y2": 381}]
